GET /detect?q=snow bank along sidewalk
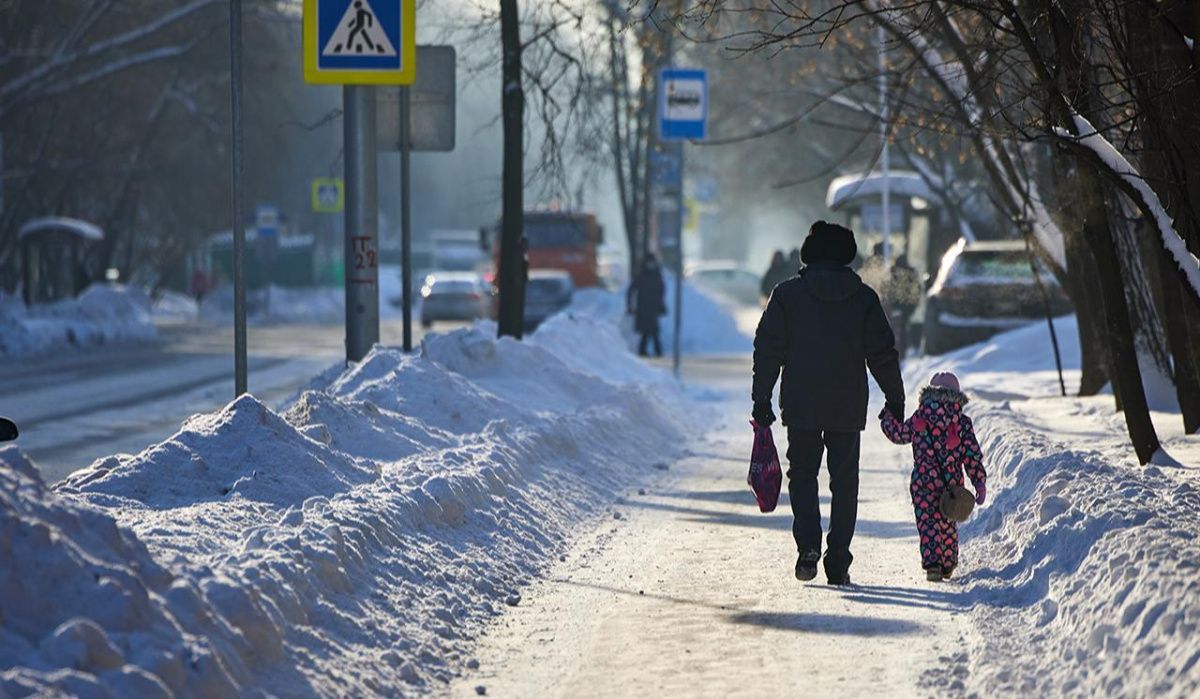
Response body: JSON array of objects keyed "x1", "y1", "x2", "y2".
[
  {"x1": 908, "y1": 317, "x2": 1200, "y2": 697},
  {"x1": 0, "y1": 284, "x2": 156, "y2": 358},
  {"x1": 0, "y1": 314, "x2": 705, "y2": 697}
]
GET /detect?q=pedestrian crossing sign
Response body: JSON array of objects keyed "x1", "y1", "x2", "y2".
[
  {"x1": 311, "y1": 178, "x2": 344, "y2": 213},
  {"x1": 304, "y1": 0, "x2": 415, "y2": 85}
]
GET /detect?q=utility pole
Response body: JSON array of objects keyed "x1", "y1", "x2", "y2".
[
  {"x1": 343, "y1": 86, "x2": 380, "y2": 362},
  {"x1": 399, "y1": 85, "x2": 413, "y2": 352},
  {"x1": 670, "y1": 140, "x2": 684, "y2": 377},
  {"x1": 229, "y1": 0, "x2": 247, "y2": 396}
]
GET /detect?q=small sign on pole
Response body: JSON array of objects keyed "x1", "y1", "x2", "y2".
[
  {"x1": 377, "y1": 46, "x2": 456, "y2": 152},
  {"x1": 303, "y1": 0, "x2": 416, "y2": 85},
  {"x1": 659, "y1": 68, "x2": 708, "y2": 141},
  {"x1": 255, "y1": 203, "x2": 279, "y2": 235},
  {"x1": 311, "y1": 178, "x2": 345, "y2": 213}
]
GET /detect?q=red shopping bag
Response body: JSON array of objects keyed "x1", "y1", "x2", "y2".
[{"x1": 747, "y1": 421, "x2": 782, "y2": 513}]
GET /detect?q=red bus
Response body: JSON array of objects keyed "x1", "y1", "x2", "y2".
[{"x1": 488, "y1": 210, "x2": 602, "y2": 288}]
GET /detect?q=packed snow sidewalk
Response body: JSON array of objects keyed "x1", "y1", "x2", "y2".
[
  {"x1": 450, "y1": 317, "x2": 1199, "y2": 698},
  {"x1": 0, "y1": 315, "x2": 710, "y2": 697},
  {"x1": 447, "y1": 355, "x2": 971, "y2": 697}
]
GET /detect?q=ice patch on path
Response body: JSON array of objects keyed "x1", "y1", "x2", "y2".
[
  {"x1": 0, "y1": 284, "x2": 157, "y2": 358},
  {"x1": 4, "y1": 313, "x2": 700, "y2": 695}
]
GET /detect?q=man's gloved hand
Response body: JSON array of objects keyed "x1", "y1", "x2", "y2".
[
  {"x1": 752, "y1": 401, "x2": 776, "y2": 428},
  {"x1": 974, "y1": 482, "x2": 987, "y2": 506},
  {"x1": 884, "y1": 401, "x2": 905, "y2": 421}
]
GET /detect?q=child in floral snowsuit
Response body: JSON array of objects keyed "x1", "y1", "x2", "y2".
[{"x1": 880, "y1": 372, "x2": 986, "y2": 581}]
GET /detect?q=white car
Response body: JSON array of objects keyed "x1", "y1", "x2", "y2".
[
  {"x1": 419, "y1": 272, "x2": 492, "y2": 327},
  {"x1": 685, "y1": 261, "x2": 762, "y2": 306}
]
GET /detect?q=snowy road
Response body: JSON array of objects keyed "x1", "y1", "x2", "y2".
[
  {"x1": 3, "y1": 319, "x2": 449, "y2": 484},
  {"x1": 448, "y1": 356, "x2": 970, "y2": 698}
]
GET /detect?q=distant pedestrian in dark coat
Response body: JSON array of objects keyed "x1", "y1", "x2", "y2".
[
  {"x1": 752, "y1": 220, "x2": 905, "y2": 585},
  {"x1": 628, "y1": 256, "x2": 667, "y2": 357},
  {"x1": 761, "y1": 250, "x2": 789, "y2": 301}
]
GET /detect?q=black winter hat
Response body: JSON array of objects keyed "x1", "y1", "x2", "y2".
[{"x1": 800, "y1": 220, "x2": 858, "y2": 267}]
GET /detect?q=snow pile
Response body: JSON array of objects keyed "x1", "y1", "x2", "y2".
[
  {"x1": 198, "y1": 266, "x2": 409, "y2": 325},
  {"x1": 0, "y1": 284, "x2": 157, "y2": 358},
  {"x1": 953, "y1": 404, "x2": 1200, "y2": 696},
  {"x1": 0, "y1": 447, "x2": 245, "y2": 697},
  {"x1": 151, "y1": 290, "x2": 199, "y2": 324},
  {"x1": 905, "y1": 315, "x2": 1080, "y2": 400},
  {"x1": 3, "y1": 316, "x2": 701, "y2": 695},
  {"x1": 566, "y1": 275, "x2": 753, "y2": 355},
  {"x1": 907, "y1": 316, "x2": 1200, "y2": 696}
]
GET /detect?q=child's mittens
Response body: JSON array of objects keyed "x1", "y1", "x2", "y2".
[{"x1": 973, "y1": 481, "x2": 986, "y2": 505}]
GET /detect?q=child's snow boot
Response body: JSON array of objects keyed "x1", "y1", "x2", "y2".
[
  {"x1": 795, "y1": 550, "x2": 820, "y2": 581},
  {"x1": 941, "y1": 565, "x2": 955, "y2": 581},
  {"x1": 925, "y1": 567, "x2": 944, "y2": 582}
]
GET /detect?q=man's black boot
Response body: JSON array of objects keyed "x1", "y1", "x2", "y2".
[{"x1": 795, "y1": 550, "x2": 820, "y2": 581}]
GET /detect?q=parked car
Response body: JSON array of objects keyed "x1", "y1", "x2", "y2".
[
  {"x1": 923, "y1": 239, "x2": 1072, "y2": 354},
  {"x1": 685, "y1": 261, "x2": 763, "y2": 306},
  {"x1": 419, "y1": 272, "x2": 492, "y2": 327},
  {"x1": 523, "y1": 269, "x2": 574, "y2": 331}
]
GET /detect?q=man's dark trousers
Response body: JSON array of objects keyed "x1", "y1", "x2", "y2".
[{"x1": 786, "y1": 427, "x2": 861, "y2": 579}]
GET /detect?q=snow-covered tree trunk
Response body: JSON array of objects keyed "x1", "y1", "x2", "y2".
[
  {"x1": 1120, "y1": 7, "x2": 1200, "y2": 432},
  {"x1": 1038, "y1": 0, "x2": 1160, "y2": 462}
]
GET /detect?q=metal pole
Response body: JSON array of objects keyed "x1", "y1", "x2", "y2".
[
  {"x1": 878, "y1": 23, "x2": 891, "y2": 261},
  {"x1": 400, "y1": 85, "x2": 413, "y2": 352},
  {"x1": 229, "y1": 0, "x2": 247, "y2": 396},
  {"x1": 672, "y1": 140, "x2": 684, "y2": 377},
  {"x1": 343, "y1": 85, "x2": 381, "y2": 363}
]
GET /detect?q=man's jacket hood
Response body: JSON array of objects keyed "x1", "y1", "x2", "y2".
[{"x1": 800, "y1": 264, "x2": 863, "y2": 303}]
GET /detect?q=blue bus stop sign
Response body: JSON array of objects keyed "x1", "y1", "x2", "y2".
[
  {"x1": 304, "y1": 0, "x2": 415, "y2": 84},
  {"x1": 659, "y1": 69, "x2": 707, "y2": 141}
]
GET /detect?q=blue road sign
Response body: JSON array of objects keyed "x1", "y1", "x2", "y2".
[
  {"x1": 304, "y1": 0, "x2": 415, "y2": 84},
  {"x1": 659, "y1": 68, "x2": 707, "y2": 141},
  {"x1": 650, "y1": 149, "x2": 682, "y2": 188}
]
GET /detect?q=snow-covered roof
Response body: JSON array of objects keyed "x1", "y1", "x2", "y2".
[
  {"x1": 825, "y1": 171, "x2": 941, "y2": 210},
  {"x1": 17, "y1": 217, "x2": 104, "y2": 241}
]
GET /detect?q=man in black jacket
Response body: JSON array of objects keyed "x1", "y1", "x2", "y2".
[{"x1": 752, "y1": 220, "x2": 905, "y2": 585}]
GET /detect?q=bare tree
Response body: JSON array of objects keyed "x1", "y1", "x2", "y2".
[{"x1": 670, "y1": 0, "x2": 1200, "y2": 460}]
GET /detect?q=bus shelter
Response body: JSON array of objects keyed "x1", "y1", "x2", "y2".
[
  {"x1": 18, "y1": 217, "x2": 104, "y2": 306},
  {"x1": 825, "y1": 171, "x2": 958, "y2": 280}
]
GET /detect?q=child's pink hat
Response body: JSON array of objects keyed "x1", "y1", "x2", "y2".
[{"x1": 929, "y1": 371, "x2": 960, "y2": 392}]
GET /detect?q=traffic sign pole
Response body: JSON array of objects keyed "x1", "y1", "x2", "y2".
[
  {"x1": 344, "y1": 85, "x2": 380, "y2": 362},
  {"x1": 656, "y1": 66, "x2": 707, "y2": 377},
  {"x1": 229, "y1": 0, "x2": 247, "y2": 396},
  {"x1": 399, "y1": 85, "x2": 413, "y2": 352},
  {"x1": 671, "y1": 141, "x2": 684, "y2": 377}
]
